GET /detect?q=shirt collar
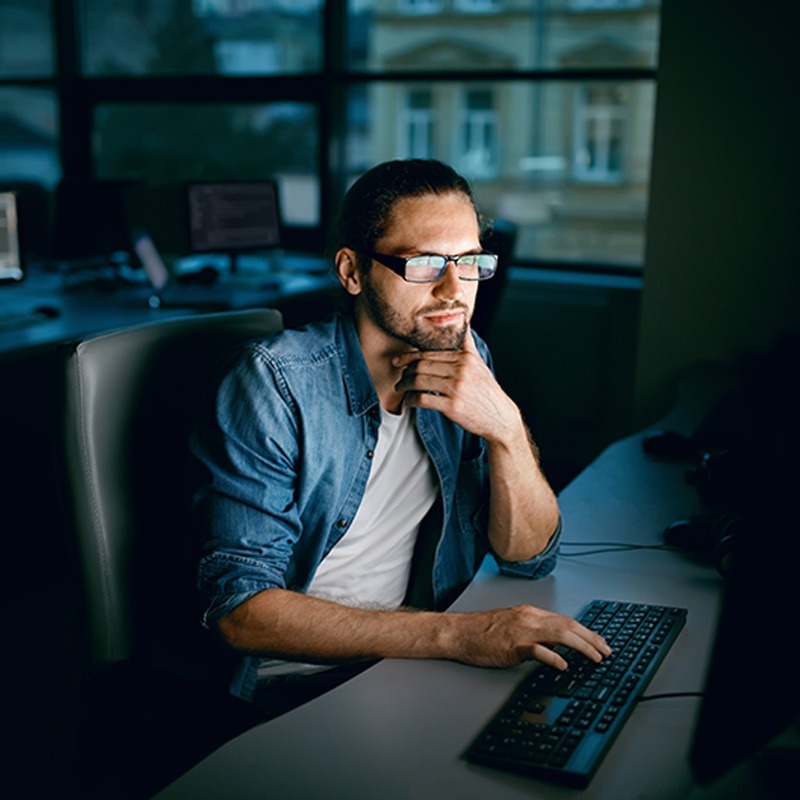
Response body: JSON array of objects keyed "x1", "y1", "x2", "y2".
[{"x1": 335, "y1": 311, "x2": 381, "y2": 418}]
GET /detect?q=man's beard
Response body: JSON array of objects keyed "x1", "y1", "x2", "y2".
[{"x1": 360, "y1": 276, "x2": 470, "y2": 352}]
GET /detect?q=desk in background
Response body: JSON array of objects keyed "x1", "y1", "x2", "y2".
[
  {"x1": 0, "y1": 253, "x2": 337, "y2": 362},
  {"x1": 154, "y1": 366, "x2": 771, "y2": 800}
]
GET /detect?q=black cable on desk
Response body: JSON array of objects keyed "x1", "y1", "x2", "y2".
[
  {"x1": 638, "y1": 692, "x2": 705, "y2": 702},
  {"x1": 559, "y1": 542, "x2": 680, "y2": 557}
]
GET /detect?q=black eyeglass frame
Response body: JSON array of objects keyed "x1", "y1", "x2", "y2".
[{"x1": 361, "y1": 249, "x2": 498, "y2": 283}]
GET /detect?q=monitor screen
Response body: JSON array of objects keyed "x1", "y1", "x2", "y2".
[
  {"x1": 690, "y1": 515, "x2": 799, "y2": 786},
  {"x1": 53, "y1": 179, "x2": 135, "y2": 259},
  {"x1": 689, "y1": 338, "x2": 800, "y2": 787},
  {"x1": 0, "y1": 191, "x2": 23, "y2": 281},
  {"x1": 186, "y1": 181, "x2": 281, "y2": 254}
]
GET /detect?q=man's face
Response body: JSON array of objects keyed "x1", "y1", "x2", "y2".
[{"x1": 357, "y1": 192, "x2": 481, "y2": 352}]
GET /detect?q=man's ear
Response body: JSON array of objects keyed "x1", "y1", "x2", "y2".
[{"x1": 335, "y1": 247, "x2": 362, "y2": 296}]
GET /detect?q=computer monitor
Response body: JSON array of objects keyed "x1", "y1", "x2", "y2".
[
  {"x1": 689, "y1": 341, "x2": 799, "y2": 788},
  {"x1": 690, "y1": 519, "x2": 799, "y2": 787},
  {"x1": 186, "y1": 180, "x2": 281, "y2": 270},
  {"x1": 0, "y1": 191, "x2": 23, "y2": 281},
  {"x1": 53, "y1": 179, "x2": 135, "y2": 260}
]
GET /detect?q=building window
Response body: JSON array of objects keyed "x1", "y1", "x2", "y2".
[
  {"x1": 400, "y1": 88, "x2": 435, "y2": 159},
  {"x1": 457, "y1": 88, "x2": 498, "y2": 178},
  {"x1": 573, "y1": 84, "x2": 626, "y2": 183}
]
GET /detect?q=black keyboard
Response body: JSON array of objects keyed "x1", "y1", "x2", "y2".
[{"x1": 465, "y1": 599, "x2": 687, "y2": 788}]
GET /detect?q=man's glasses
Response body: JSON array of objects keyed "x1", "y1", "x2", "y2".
[{"x1": 363, "y1": 250, "x2": 498, "y2": 283}]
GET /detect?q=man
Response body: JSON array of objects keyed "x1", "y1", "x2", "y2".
[{"x1": 191, "y1": 159, "x2": 610, "y2": 711}]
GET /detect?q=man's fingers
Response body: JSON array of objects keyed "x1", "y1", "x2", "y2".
[
  {"x1": 529, "y1": 643, "x2": 569, "y2": 671},
  {"x1": 393, "y1": 350, "x2": 462, "y2": 369}
]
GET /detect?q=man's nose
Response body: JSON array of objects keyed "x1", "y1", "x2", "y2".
[{"x1": 432, "y1": 260, "x2": 463, "y2": 299}]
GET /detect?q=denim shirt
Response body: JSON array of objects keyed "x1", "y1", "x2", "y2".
[{"x1": 191, "y1": 312, "x2": 560, "y2": 701}]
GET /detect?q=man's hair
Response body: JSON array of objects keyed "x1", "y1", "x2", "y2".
[{"x1": 330, "y1": 159, "x2": 481, "y2": 274}]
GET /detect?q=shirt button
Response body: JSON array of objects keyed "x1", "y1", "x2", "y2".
[
  {"x1": 367, "y1": 449, "x2": 375, "y2": 458},
  {"x1": 337, "y1": 518, "x2": 348, "y2": 528}
]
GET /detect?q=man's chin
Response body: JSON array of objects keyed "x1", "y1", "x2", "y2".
[{"x1": 411, "y1": 323, "x2": 468, "y2": 352}]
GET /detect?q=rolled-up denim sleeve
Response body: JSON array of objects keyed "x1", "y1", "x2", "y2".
[
  {"x1": 493, "y1": 514, "x2": 562, "y2": 579},
  {"x1": 191, "y1": 344, "x2": 302, "y2": 629}
]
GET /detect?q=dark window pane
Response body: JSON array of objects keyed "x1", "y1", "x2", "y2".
[
  {"x1": 0, "y1": 0, "x2": 54, "y2": 78},
  {"x1": 348, "y1": 0, "x2": 660, "y2": 72},
  {"x1": 81, "y1": 0, "x2": 324, "y2": 76},
  {"x1": 347, "y1": 79, "x2": 654, "y2": 267},
  {"x1": 94, "y1": 103, "x2": 319, "y2": 226},
  {"x1": 0, "y1": 88, "x2": 60, "y2": 187}
]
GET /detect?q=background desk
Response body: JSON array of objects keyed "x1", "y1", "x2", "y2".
[
  {"x1": 155, "y1": 367, "x2": 765, "y2": 800},
  {"x1": 0, "y1": 255, "x2": 337, "y2": 362}
]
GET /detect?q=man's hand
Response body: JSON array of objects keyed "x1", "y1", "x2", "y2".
[
  {"x1": 392, "y1": 330, "x2": 521, "y2": 445},
  {"x1": 442, "y1": 605, "x2": 612, "y2": 671},
  {"x1": 393, "y1": 327, "x2": 558, "y2": 563}
]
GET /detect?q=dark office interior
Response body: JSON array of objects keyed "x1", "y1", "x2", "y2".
[{"x1": 1, "y1": 1, "x2": 798, "y2": 798}]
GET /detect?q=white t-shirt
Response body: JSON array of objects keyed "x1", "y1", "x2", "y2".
[{"x1": 258, "y1": 404, "x2": 438, "y2": 680}]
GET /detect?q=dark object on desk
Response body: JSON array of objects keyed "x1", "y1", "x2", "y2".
[
  {"x1": 466, "y1": 599, "x2": 687, "y2": 788},
  {"x1": 178, "y1": 264, "x2": 220, "y2": 285},
  {"x1": 641, "y1": 429, "x2": 697, "y2": 461},
  {"x1": 0, "y1": 304, "x2": 60, "y2": 330},
  {"x1": 686, "y1": 334, "x2": 800, "y2": 788},
  {"x1": 133, "y1": 227, "x2": 276, "y2": 310},
  {"x1": 662, "y1": 512, "x2": 740, "y2": 576},
  {"x1": 690, "y1": 504, "x2": 800, "y2": 789},
  {"x1": 642, "y1": 386, "x2": 749, "y2": 464},
  {"x1": 59, "y1": 309, "x2": 283, "y2": 797},
  {"x1": 34, "y1": 303, "x2": 60, "y2": 319}
]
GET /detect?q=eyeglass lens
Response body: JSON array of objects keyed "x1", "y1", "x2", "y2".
[{"x1": 405, "y1": 254, "x2": 496, "y2": 282}]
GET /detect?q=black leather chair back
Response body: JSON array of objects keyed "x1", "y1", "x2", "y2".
[{"x1": 60, "y1": 309, "x2": 283, "y2": 680}]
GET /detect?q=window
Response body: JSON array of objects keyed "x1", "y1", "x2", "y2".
[
  {"x1": 347, "y1": 1, "x2": 659, "y2": 268},
  {"x1": 573, "y1": 84, "x2": 627, "y2": 183},
  {"x1": 0, "y1": 0, "x2": 59, "y2": 188},
  {"x1": 94, "y1": 102, "x2": 318, "y2": 227},
  {"x1": 0, "y1": 0, "x2": 54, "y2": 78},
  {"x1": 457, "y1": 89, "x2": 498, "y2": 179},
  {"x1": 81, "y1": 0, "x2": 324, "y2": 76},
  {"x1": 400, "y1": 88, "x2": 435, "y2": 159},
  {"x1": 0, "y1": 0, "x2": 660, "y2": 271}
]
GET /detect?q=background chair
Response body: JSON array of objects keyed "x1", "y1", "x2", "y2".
[
  {"x1": 472, "y1": 218, "x2": 517, "y2": 341},
  {"x1": 59, "y1": 308, "x2": 283, "y2": 798}
]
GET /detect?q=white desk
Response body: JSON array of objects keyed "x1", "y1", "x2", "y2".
[{"x1": 155, "y1": 366, "x2": 768, "y2": 800}]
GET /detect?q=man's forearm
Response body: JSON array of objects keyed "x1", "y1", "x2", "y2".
[
  {"x1": 218, "y1": 588, "x2": 452, "y2": 663},
  {"x1": 485, "y1": 417, "x2": 560, "y2": 563},
  {"x1": 217, "y1": 587, "x2": 612, "y2": 671}
]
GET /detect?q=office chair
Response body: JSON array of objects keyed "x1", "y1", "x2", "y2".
[
  {"x1": 59, "y1": 308, "x2": 283, "y2": 798},
  {"x1": 472, "y1": 218, "x2": 517, "y2": 340}
]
